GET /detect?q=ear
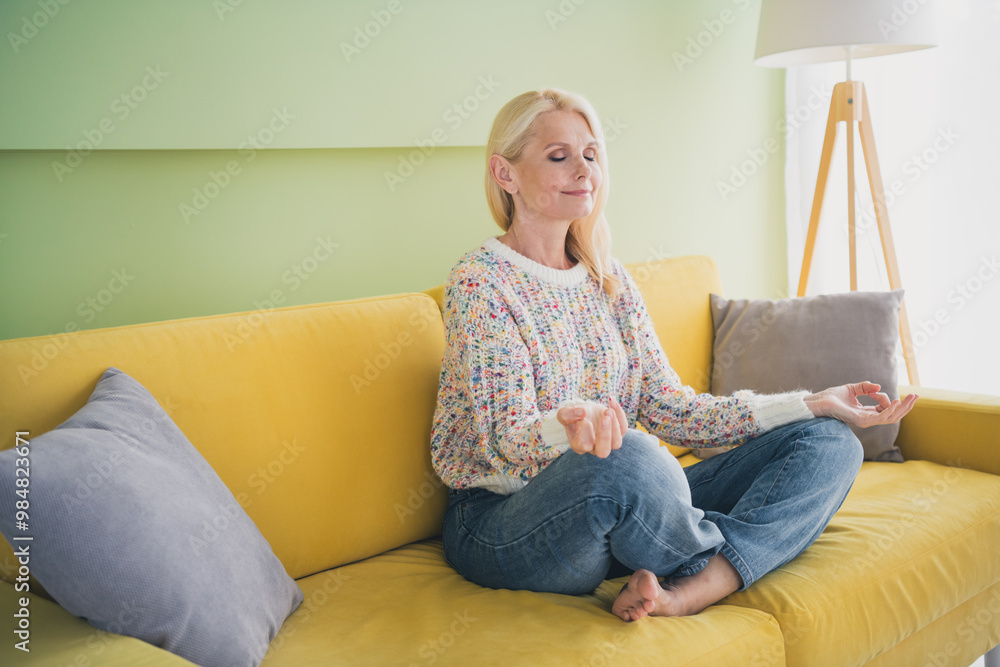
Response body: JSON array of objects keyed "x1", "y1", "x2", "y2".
[{"x1": 489, "y1": 154, "x2": 518, "y2": 195}]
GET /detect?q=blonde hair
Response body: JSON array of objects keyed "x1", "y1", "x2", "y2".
[{"x1": 485, "y1": 88, "x2": 622, "y2": 299}]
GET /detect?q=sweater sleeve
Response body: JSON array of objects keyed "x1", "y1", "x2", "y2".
[
  {"x1": 616, "y1": 264, "x2": 814, "y2": 449},
  {"x1": 443, "y1": 273, "x2": 576, "y2": 474}
]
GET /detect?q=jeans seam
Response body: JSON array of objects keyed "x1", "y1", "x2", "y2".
[{"x1": 719, "y1": 542, "x2": 753, "y2": 590}]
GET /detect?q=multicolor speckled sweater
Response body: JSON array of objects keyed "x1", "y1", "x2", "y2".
[{"x1": 430, "y1": 237, "x2": 814, "y2": 494}]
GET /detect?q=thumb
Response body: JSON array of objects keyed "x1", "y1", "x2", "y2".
[{"x1": 557, "y1": 406, "x2": 586, "y2": 426}]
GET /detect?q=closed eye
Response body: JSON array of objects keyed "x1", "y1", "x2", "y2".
[{"x1": 549, "y1": 154, "x2": 598, "y2": 163}]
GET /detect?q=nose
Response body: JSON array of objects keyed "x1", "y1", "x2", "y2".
[{"x1": 574, "y1": 156, "x2": 591, "y2": 180}]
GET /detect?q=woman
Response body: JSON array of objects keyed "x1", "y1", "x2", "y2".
[{"x1": 429, "y1": 88, "x2": 918, "y2": 622}]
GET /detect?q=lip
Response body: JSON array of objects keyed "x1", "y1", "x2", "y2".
[{"x1": 561, "y1": 190, "x2": 591, "y2": 197}]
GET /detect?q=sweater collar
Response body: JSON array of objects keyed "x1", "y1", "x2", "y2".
[{"x1": 482, "y1": 237, "x2": 589, "y2": 287}]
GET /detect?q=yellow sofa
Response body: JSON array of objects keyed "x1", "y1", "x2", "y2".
[{"x1": 1, "y1": 255, "x2": 998, "y2": 666}]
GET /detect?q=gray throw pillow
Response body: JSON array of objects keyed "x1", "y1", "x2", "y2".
[
  {"x1": 0, "y1": 367, "x2": 303, "y2": 667},
  {"x1": 708, "y1": 290, "x2": 905, "y2": 462}
]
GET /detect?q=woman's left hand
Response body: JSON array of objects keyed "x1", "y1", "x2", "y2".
[{"x1": 804, "y1": 381, "x2": 919, "y2": 428}]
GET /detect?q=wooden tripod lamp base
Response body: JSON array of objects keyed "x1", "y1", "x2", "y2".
[{"x1": 797, "y1": 80, "x2": 920, "y2": 386}]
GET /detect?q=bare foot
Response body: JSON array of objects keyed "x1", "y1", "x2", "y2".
[
  {"x1": 611, "y1": 554, "x2": 743, "y2": 621},
  {"x1": 611, "y1": 569, "x2": 663, "y2": 621}
]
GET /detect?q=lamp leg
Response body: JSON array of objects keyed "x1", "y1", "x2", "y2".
[
  {"x1": 856, "y1": 86, "x2": 920, "y2": 386},
  {"x1": 797, "y1": 93, "x2": 840, "y2": 297},
  {"x1": 847, "y1": 102, "x2": 858, "y2": 291}
]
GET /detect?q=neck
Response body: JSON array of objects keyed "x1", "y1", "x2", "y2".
[{"x1": 501, "y1": 221, "x2": 576, "y2": 270}]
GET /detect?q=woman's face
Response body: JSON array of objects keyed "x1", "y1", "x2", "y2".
[{"x1": 500, "y1": 110, "x2": 602, "y2": 226}]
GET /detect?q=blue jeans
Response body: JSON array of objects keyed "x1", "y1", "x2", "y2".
[{"x1": 442, "y1": 417, "x2": 863, "y2": 595}]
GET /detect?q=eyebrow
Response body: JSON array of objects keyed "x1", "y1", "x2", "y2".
[{"x1": 544, "y1": 141, "x2": 599, "y2": 150}]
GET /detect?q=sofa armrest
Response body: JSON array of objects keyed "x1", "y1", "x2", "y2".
[{"x1": 896, "y1": 385, "x2": 1000, "y2": 476}]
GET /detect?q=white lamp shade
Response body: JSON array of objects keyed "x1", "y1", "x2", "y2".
[{"x1": 755, "y1": 0, "x2": 937, "y2": 67}]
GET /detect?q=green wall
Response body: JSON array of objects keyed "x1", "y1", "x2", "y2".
[{"x1": 0, "y1": 0, "x2": 786, "y2": 341}]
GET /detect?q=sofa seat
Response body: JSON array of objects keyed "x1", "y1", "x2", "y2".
[
  {"x1": 725, "y1": 459, "x2": 1000, "y2": 667},
  {"x1": 0, "y1": 583, "x2": 198, "y2": 666},
  {"x1": 253, "y1": 458, "x2": 1000, "y2": 667},
  {"x1": 4, "y1": 457, "x2": 995, "y2": 667},
  {"x1": 259, "y1": 540, "x2": 785, "y2": 667}
]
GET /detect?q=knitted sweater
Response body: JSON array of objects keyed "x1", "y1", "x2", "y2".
[{"x1": 429, "y1": 237, "x2": 815, "y2": 494}]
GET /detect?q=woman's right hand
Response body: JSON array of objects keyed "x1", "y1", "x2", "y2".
[{"x1": 556, "y1": 397, "x2": 628, "y2": 458}]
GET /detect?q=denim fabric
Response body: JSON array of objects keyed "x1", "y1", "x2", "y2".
[{"x1": 442, "y1": 417, "x2": 863, "y2": 595}]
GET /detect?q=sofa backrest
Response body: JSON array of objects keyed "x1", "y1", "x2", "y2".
[
  {"x1": 0, "y1": 254, "x2": 722, "y2": 581},
  {"x1": 0, "y1": 294, "x2": 447, "y2": 582}
]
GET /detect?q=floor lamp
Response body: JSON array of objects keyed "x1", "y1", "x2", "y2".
[{"x1": 754, "y1": 0, "x2": 936, "y2": 386}]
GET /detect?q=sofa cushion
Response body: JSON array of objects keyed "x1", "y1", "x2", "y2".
[
  {"x1": 0, "y1": 583, "x2": 198, "y2": 666},
  {"x1": 722, "y1": 459, "x2": 1000, "y2": 667},
  {"x1": 0, "y1": 293, "x2": 448, "y2": 582},
  {"x1": 259, "y1": 540, "x2": 787, "y2": 667},
  {"x1": 707, "y1": 290, "x2": 905, "y2": 461},
  {"x1": 0, "y1": 367, "x2": 304, "y2": 667}
]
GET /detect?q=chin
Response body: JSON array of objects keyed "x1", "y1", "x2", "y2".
[{"x1": 566, "y1": 205, "x2": 594, "y2": 220}]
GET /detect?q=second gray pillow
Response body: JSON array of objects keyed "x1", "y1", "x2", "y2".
[{"x1": 708, "y1": 290, "x2": 905, "y2": 462}]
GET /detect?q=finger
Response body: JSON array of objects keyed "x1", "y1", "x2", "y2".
[
  {"x1": 896, "y1": 394, "x2": 919, "y2": 418},
  {"x1": 869, "y1": 392, "x2": 892, "y2": 410},
  {"x1": 857, "y1": 381, "x2": 881, "y2": 395},
  {"x1": 557, "y1": 406, "x2": 587, "y2": 427},
  {"x1": 573, "y1": 420, "x2": 595, "y2": 455},
  {"x1": 852, "y1": 400, "x2": 898, "y2": 427},
  {"x1": 871, "y1": 399, "x2": 906, "y2": 424},
  {"x1": 594, "y1": 409, "x2": 613, "y2": 458},
  {"x1": 609, "y1": 405, "x2": 623, "y2": 450},
  {"x1": 611, "y1": 397, "x2": 628, "y2": 434}
]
